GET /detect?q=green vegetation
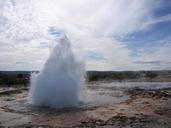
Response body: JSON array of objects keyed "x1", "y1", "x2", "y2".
[
  {"x1": 0, "y1": 70, "x2": 170, "y2": 86},
  {"x1": 144, "y1": 71, "x2": 158, "y2": 79},
  {"x1": 0, "y1": 71, "x2": 31, "y2": 87},
  {"x1": 86, "y1": 70, "x2": 171, "y2": 82},
  {"x1": 86, "y1": 71, "x2": 141, "y2": 81}
]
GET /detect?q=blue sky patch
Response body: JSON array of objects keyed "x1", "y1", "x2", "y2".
[
  {"x1": 86, "y1": 51, "x2": 105, "y2": 61},
  {"x1": 39, "y1": 42, "x2": 49, "y2": 48},
  {"x1": 48, "y1": 27, "x2": 64, "y2": 38},
  {"x1": 121, "y1": 21, "x2": 171, "y2": 57}
]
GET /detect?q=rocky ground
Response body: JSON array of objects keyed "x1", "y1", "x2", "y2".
[{"x1": 0, "y1": 83, "x2": 171, "y2": 128}]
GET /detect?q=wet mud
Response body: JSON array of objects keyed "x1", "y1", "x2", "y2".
[{"x1": 0, "y1": 82, "x2": 171, "y2": 128}]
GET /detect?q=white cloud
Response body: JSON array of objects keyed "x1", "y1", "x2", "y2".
[
  {"x1": 141, "y1": 13, "x2": 171, "y2": 30},
  {"x1": 80, "y1": 37, "x2": 132, "y2": 70},
  {"x1": 136, "y1": 45, "x2": 171, "y2": 70},
  {"x1": 0, "y1": 39, "x2": 50, "y2": 70},
  {"x1": 0, "y1": 0, "x2": 157, "y2": 38},
  {"x1": 0, "y1": 0, "x2": 170, "y2": 70}
]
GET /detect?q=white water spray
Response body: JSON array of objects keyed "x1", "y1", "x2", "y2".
[{"x1": 30, "y1": 36, "x2": 84, "y2": 108}]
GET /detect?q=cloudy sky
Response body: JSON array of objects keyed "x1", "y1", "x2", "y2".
[{"x1": 0, "y1": 0, "x2": 171, "y2": 71}]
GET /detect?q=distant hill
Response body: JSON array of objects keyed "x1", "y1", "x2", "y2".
[
  {"x1": 0, "y1": 71, "x2": 38, "y2": 75},
  {"x1": 86, "y1": 70, "x2": 171, "y2": 82},
  {"x1": 0, "y1": 71, "x2": 38, "y2": 86},
  {"x1": 0, "y1": 70, "x2": 171, "y2": 86}
]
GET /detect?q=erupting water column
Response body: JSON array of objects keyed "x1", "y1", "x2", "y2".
[{"x1": 30, "y1": 35, "x2": 84, "y2": 108}]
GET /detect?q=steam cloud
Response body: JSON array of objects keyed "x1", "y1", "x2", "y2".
[{"x1": 30, "y1": 35, "x2": 84, "y2": 108}]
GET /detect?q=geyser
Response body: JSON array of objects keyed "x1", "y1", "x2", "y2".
[{"x1": 30, "y1": 36, "x2": 84, "y2": 108}]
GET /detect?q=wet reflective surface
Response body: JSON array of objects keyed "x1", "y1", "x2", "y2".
[{"x1": 0, "y1": 82, "x2": 171, "y2": 128}]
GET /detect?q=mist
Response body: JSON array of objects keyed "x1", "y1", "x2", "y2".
[{"x1": 30, "y1": 35, "x2": 85, "y2": 108}]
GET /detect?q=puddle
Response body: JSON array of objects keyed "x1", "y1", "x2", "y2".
[
  {"x1": 0, "y1": 82, "x2": 171, "y2": 127},
  {"x1": 1, "y1": 82, "x2": 171, "y2": 114}
]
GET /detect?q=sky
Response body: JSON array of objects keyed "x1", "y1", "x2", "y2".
[{"x1": 0, "y1": 0, "x2": 171, "y2": 71}]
